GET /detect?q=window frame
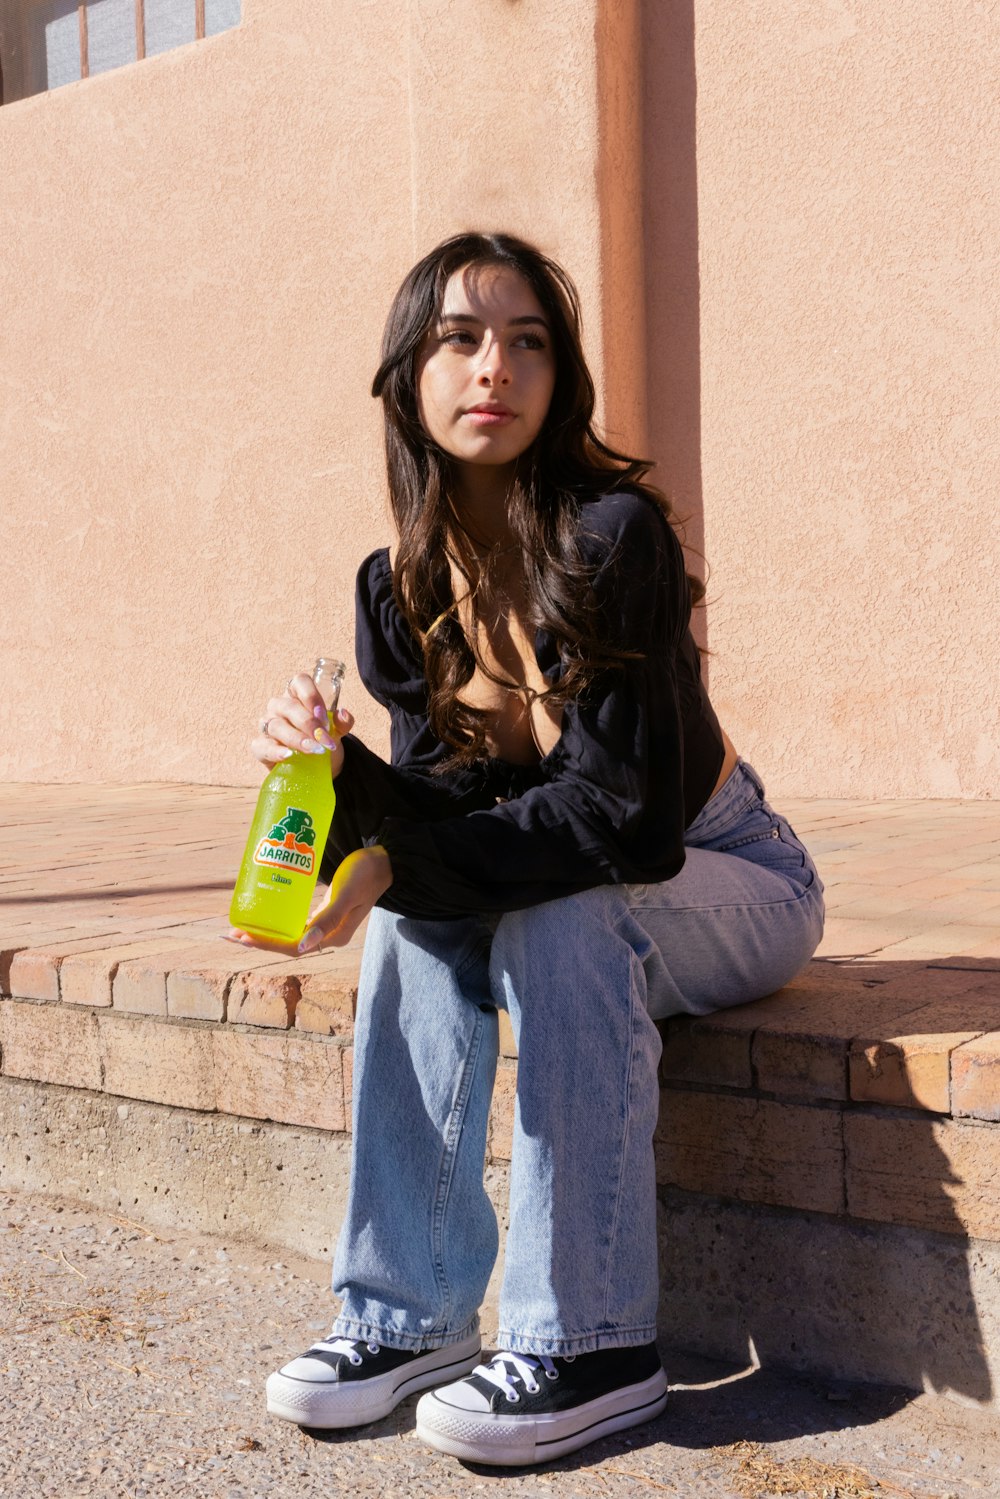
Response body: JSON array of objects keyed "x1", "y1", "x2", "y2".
[{"x1": 0, "y1": 0, "x2": 228, "y2": 105}]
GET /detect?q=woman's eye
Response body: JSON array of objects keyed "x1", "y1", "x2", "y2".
[
  {"x1": 441, "y1": 329, "x2": 476, "y2": 347},
  {"x1": 514, "y1": 333, "x2": 548, "y2": 351}
]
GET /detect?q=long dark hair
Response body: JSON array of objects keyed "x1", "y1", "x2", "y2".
[{"x1": 372, "y1": 231, "x2": 700, "y2": 765}]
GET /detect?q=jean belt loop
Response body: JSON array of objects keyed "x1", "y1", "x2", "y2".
[{"x1": 738, "y1": 758, "x2": 766, "y2": 800}]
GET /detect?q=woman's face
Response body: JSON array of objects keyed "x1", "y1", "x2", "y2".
[{"x1": 415, "y1": 262, "x2": 557, "y2": 482}]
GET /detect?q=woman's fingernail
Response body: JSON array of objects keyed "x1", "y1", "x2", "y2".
[
  {"x1": 298, "y1": 929, "x2": 321, "y2": 953},
  {"x1": 314, "y1": 705, "x2": 327, "y2": 722},
  {"x1": 301, "y1": 738, "x2": 326, "y2": 754}
]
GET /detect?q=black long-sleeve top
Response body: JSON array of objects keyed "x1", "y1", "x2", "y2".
[{"x1": 319, "y1": 489, "x2": 725, "y2": 919}]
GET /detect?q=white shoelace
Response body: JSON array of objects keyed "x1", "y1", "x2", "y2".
[
  {"x1": 477, "y1": 1352, "x2": 560, "y2": 1399},
  {"x1": 317, "y1": 1336, "x2": 378, "y2": 1364}
]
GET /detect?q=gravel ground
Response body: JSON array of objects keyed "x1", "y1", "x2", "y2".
[{"x1": 2, "y1": 1190, "x2": 998, "y2": 1499}]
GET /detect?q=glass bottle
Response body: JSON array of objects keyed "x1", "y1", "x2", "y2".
[{"x1": 229, "y1": 658, "x2": 345, "y2": 943}]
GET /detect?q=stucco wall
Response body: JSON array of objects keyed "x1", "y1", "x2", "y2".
[
  {"x1": 644, "y1": 1, "x2": 999, "y2": 799},
  {"x1": 0, "y1": 0, "x2": 633, "y2": 785},
  {"x1": 2, "y1": 0, "x2": 997, "y2": 798}
]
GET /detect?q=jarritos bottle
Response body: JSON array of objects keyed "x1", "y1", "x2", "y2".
[{"x1": 229, "y1": 658, "x2": 346, "y2": 943}]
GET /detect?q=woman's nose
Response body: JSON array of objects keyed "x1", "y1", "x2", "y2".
[{"x1": 476, "y1": 337, "x2": 511, "y2": 384}]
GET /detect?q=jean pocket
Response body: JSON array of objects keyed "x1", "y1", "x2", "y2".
[
  {"x1": 718, "y1": 816, "x2": 811, "y2": 878},
  {"x1": 717, "y1": 824, "x2": 782, "y2": 853}
]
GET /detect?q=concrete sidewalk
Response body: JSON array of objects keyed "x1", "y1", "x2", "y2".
[
  {"x1": 3, "y1": 781, "x2": 999, "y2": 960},
  {"x1": 4, "y1": 1185, "x2": 1000, "y2": 1499}
]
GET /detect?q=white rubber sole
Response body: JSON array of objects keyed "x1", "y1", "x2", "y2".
[
  {"x1": 415, "y1": 1367, "x2": 668, "y2": 1466},
  {"x1": 265, "y1": 1332, "x2": 482, "y2": 1429}
]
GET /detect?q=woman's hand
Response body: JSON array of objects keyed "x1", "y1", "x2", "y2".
[
  {"x1": 298, "y1": 847, "x2": 394, "y2": 950},
  {"x1": 225, "y1": 847, "x2": 394, "y2": 955},
  {"x1": 252, "y1": 670, "x2": 354, "y2": 779}
]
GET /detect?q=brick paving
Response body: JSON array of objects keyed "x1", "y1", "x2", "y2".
[
  {"x1": 0, "y1": 782, "x2": 368, "y2": 1017},
  {"x1": 3, "y1": 782, "x2": 999, "y2": 958}
]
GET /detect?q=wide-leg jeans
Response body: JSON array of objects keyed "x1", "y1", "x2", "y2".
[{"x1": 329, "y1": 760, "x2": 824, "y2": 1357}]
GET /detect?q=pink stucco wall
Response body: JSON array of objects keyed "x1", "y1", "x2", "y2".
[
  {"x1": 2, "y1": 1, "x2": 997, "y2": 798},
  {"x1": 644, "y1": 2, "x2": 999, "y2": 799},
  {"x1": 0, "y1": 0, "x2": 632, "y2": 785}
]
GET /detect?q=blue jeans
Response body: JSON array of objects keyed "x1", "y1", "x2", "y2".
[{"x1": 330, "y1": 761, "x2": 824, "y2": 1356}]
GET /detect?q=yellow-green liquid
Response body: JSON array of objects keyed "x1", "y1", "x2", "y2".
[{"x1": 229, "y1": 725, "x2": 336, "y2": 943}]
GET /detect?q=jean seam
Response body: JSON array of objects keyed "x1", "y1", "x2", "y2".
[
  {"x1": 429, "y1": 1006, "x2": 486, "y2": 1336},
  {"x1": 717, "y1": 825, "x2": 781, "y2": 853},
  {"x1": 631, "y1": 887, "x2": 821, "y2": 915},
  {"x1": 497, "y1": 1324, "x2": 658, "y2": 1356},
  {"x1": 330, "y1": 1315, "x2": 480, "y2": 1353},
  {"x1": 602, "y1": 951, "x2": 637, "y2": 1329},
  {"x1": 454, "y1": 929, "x2": 492, "y2": 983}
]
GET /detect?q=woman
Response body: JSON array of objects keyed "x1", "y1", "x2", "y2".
[{"x1": 229, "y1": 232, "x2": 824, "y2": 1467}]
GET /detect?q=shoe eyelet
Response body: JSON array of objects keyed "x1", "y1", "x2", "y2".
[
  {"x1": 545, "y1": 1369, "x2": 559, "y2": 1380},
  {"x1": 526, "y1": 1383, "x2": 539, "y2": 1394},
  {"x1": 349, "y1": 1353, "x2": 363, "y2": 1365},
  {"x1": 367, "y1": 1343, "x2": 380, "y2": 1354},
  {"x1": 505, "y1": 1391, "x2": 520, "y2": 1403}
]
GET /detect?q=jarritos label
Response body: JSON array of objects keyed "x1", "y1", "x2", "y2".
[{"x1": 253, "y1": 806, "x2": 317, "y2": 878}]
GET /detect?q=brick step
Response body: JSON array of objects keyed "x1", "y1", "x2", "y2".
[
  {"x1": 4, "y1": 924, "x2": 997, "y2": 1117},
  {"x1": 1, "y1": 927, "x2": 363, "y2": 1031},
  {"x1": 661, "y1": 958, "x2": 1000, "y2": 1119},
  {"x1": 3, "y1": 949, "x2": 998, "y2": 1226}
]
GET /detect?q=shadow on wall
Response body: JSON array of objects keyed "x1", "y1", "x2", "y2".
[
  {"x1": 658, "y1": 956, "x2": 1000, "y2": 1408},
  {"x1": 641, "y1": 0, "x2": 707, "y2": 656}
]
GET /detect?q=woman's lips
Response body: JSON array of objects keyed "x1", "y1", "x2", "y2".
[{"x1": 464, "y1": 406, "x2": 515, "y2": 426}]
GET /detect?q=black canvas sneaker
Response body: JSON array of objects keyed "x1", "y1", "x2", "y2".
[
  {"x1": 415, "y1": 1343, "x2": 668, "y2": 1465},
  {"x1": 266, "y1": 1331, "x2": 482, "y2": 1429}
]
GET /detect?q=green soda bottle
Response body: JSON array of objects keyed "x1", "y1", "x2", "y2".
[{"x1": 229, "y1": 658, "x2": 345, "y2": 943}]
